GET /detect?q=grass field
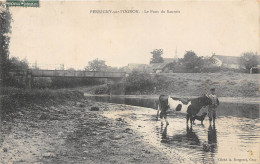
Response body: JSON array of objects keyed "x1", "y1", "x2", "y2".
[{"x1": 154, "y1": 72, "x2": 259, "y2": 97}]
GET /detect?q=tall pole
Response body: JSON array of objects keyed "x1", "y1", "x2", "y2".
[{"x1": 174, "y1": 47, "x2": 178, "y2": 59}]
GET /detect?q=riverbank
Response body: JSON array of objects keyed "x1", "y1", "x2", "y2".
[
  {"x1": 0, "y1": 89, "x2": 170, "y2": 163},
  {"x1": 80, "y1": 72, "x2": 260, "y2": 98}
]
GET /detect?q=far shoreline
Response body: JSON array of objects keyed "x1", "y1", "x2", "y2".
[{"x1": 84, "y1": 93, "x2": 260, "y2": 104}]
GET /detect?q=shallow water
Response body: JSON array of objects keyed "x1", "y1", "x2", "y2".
[{"x1": 88, "y1": 95, "x2": 260, "y2": 163}]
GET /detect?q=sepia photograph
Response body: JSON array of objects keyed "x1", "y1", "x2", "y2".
[{"x1": 0, "y1": 0, "x2": 259, "y2": 163}]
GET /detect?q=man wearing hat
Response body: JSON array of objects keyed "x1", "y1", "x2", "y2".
[{"x1": 208, "y1": 88, "x2": 220, "y2": 125}]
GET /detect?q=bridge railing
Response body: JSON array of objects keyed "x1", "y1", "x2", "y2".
[{"x1": 30, "y1": 70, "x2": 126, "y2": 78}]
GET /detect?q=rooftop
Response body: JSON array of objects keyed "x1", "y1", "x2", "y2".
[{"x1": 213, "y1": 55, "x2": 240, "y2": 65}]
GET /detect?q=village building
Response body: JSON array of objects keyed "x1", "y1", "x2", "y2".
[
  {"x1": 149, "y1": 58, "x2": 178, "y2": 73},
  {"x1": 211, "y1": 55, "x2": 240, "y2": 69}
]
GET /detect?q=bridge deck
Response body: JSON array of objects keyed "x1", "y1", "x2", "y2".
[
  {"x1": 31, "y1": 70, "x2": 125, "y2": 78},
  {"x1": 10, "y1": 70, "x2": 126, "y2": 78}
]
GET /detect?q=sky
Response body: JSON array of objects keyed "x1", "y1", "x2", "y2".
[{"x1": 9, "y1": 0, "x2": 259, "y2": 69}]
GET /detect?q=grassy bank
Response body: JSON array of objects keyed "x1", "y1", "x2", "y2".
[
  {"x1": 85, "y1": 72, "x2": 259, "y2": 97},
  {"x1": 152, "y1": 72, "x2": 259, "y2": 97}
]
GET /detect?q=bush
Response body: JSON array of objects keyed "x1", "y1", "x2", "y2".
[
  {"x1": 94, "y1": 85, "x2": 109, "y2": 94},
  {"x1": 3, "y1": 76, "x2": 25, "y2": 88},
  {"x1": 33, "y1": 77, "x2": 52, "y2": 88},
  {"x1": 125, "y1": 71, "x2": 155, "y2": 93}
]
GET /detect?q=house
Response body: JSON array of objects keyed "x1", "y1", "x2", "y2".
[
  {"x1": 149, "y1": 63, "x2": 168, "y2": 73},
  {"x1": 149, "y1": 58, "x2": 176, "y2": 73},
  {"x1": 211, "y1": 55, "x2": 240, "y2": 69}
]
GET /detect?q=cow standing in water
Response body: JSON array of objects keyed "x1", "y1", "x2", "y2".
[{"x1": 156, "y1": 95, "x2": 212, "y2": 126}]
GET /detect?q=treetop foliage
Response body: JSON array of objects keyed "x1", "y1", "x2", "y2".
[
  {"x1": 85, "y1": 58, "x2": 108, "y2": 71},
  {"x1": 150, "y1": 49, "x2": 164, "y2": 64},
  {"x1": 239, "y1": 52, "x2": 259, "y2": 70},
  {"x1": 180, "y1": 50, "x2": 204, "y2": 70}
]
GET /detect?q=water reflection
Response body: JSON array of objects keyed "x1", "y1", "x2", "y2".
[
  {"x1": 206, "y1": 125, "x2": 217, "y2": 153},
  {"x1": 159, "y1": 123, "x2": 219, "y2": 162},
  {"x1": 160, "y1": 125, "x2": 201, "y2": 146},
  {"x1": 161, "y1": 125, "x2": 168, "y2": 140},
  {"x1": 186, "y1": 126, "x2": 200, "y2": 146}
]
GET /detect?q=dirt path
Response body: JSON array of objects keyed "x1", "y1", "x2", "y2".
[{"x1": 0, "y1": 100, "x2": 170, "y2": 163}]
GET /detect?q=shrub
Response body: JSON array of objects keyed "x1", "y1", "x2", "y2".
[
  {"x1": 33, "y1": 77, "x2": 52, "y2": 88},
  {"x1": 94, "y1": 85, "x2": 109, "y2": 94},
  {"x1": 125, "y1": 71, "x2": 155, "y2": 93},
  {"x1": 3, "y1": 76, "x2": 25, "y2": 88}
]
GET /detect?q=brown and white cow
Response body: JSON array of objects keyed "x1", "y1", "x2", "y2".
[{"x1": 156, "y1": 95, "x2": 212, "y2": 125}]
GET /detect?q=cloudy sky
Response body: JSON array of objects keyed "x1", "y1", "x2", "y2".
[{"x1": 9, "y1": 0, "x2": 259, "y2": 69}]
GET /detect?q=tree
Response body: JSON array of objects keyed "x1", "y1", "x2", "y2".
[
  {"x1": 203, "y1": 55, "x2": 218, "y2": 68},
  {"x1": 9, "y1": 57, "x2": 29, "y2": 71},
  {"x1": 180, "y1": 51, "x2": 203, "y2": 70},
  {"x1": 0, "y1": 4, "x2": 12, "y2": 85},
  {"x1": 239, "y1": 52, "x2": 259, "y2": 71},
  {"x1": 150, "y1": 49, "x2": 164, "y2": 64},
  {"x1": 85, "y1": 58, "x2": 108, "y2": 71}
]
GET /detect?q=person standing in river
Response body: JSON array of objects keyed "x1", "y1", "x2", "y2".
[{"x1": 208, "y1": 88, "x2": 220, "y2": 125}]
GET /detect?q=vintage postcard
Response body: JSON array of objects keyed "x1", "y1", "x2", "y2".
[{"x1": 0, "y1": 0, "x2": 259, "y2": 163}]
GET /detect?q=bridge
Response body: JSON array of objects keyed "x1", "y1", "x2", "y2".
[
  {"x1": 30, "y1": 69, "x2": 125, "y2": 78},
  {"x1": 10, "y1": 69, "x2": 126, "y2": 78},
  {"x1": 9, "y1": 69, "x2": 126, "y2": 89}
]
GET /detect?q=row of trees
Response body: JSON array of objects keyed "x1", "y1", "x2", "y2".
[{"x1": 150, "y1": 49, "x2": 259, "y2": 72}]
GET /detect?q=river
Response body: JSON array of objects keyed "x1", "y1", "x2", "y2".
[{"x1": 86, "y1": 94, "x2": 260, "y2": 163}]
